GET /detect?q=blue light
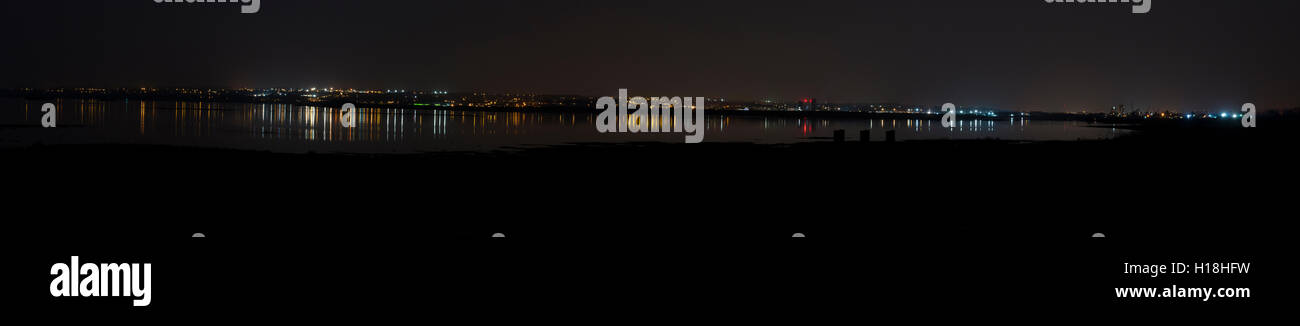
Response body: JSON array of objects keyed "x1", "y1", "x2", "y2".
[{"x1": 1221, "y1": 113, "x2": 1228, "y2": 118}]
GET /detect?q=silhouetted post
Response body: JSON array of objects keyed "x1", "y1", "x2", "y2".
[
  {"x1": 860, "y1": 130, "x2": 870, "y2": 142},
  {"x1": 833, "y1": 129, "x2": 845, "y2": 142},
  {"x1": 885, "y1": 130, "x2": 896, "y2": 142}
]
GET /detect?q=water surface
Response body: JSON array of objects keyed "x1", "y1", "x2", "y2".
[{"x1": 1, "y1": 98, "x2": 1127, "y2": 153}]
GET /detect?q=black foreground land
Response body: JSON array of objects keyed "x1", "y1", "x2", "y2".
[{"x1": 5, "y1": 121, "x2": 1294, "y2": 322}]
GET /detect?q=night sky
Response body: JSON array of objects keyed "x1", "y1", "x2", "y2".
[{"x1": 2, "y1": 0, "x2": 1298, "y2": 111}]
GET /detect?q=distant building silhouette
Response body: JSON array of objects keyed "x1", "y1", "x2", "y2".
[{"x1": 801, "y1": 98, "x2": 817, "y2": 112}]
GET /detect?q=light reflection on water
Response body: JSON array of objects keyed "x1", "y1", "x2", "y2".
[{"x1": 1, "y1": 98, "x2": 1125, "y2": 153}]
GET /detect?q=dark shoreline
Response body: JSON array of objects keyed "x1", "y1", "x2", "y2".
[{"x1": 0, "y1": 124, "x2": 1271, "y2": 162}]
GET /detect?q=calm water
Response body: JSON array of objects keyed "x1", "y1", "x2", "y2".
[{"x1": 0, "y1": 98, "x2": 1127, "y2": 153}]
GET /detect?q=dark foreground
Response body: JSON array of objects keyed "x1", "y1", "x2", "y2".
[{"x1": 5, "y1": 124, "x2": 1294, "y2": 322}]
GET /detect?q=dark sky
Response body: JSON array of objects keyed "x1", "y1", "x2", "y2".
[{"x1": 2, "y1": 0, "x2": 1298, "y2": 111}]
